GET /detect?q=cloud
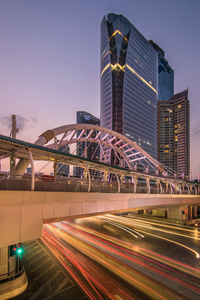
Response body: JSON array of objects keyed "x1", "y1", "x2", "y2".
[{"x1": 0, "y1": 114, "x2": 37, "y2": 135}]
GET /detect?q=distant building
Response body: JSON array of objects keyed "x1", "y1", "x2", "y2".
[
  {"x1": 75, "y1": 111, "x2": 100, "y2": 176},
  {"x1": 100, "y1": 13, "x2": 158, "y2": 158},
  {"x1": 57, "y1": 145, "x2": 70, "y2": 176},
  {"x1": 149, "y1": 41, "x2": 174, "y2": 101},
  {"x1": 157, "y1": 90, "x2": 190, "y2": 177}
]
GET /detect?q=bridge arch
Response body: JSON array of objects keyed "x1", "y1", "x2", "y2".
[{"x1": 15, "y1": 124, "x2": 177, "y2": 178}]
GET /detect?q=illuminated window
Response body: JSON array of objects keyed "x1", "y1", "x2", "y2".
[{"x1": 178, "y1": 105, "x2": 181, "y2": 108}]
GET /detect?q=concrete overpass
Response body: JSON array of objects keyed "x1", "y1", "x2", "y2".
[{"x1": 1, "y1": 190, "x2": 200, "y2": 248}]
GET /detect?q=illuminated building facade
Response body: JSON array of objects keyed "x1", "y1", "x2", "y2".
[
  {"x1": 157, "y1": 90, "x2": 190, "y2": 177},
  {"x1": 75, "y1": 111, "x2": 100, "y2": 176},
  {"x1": 57, "y1": 145, "x2": 70, "y2": 176},
  {"x1": 100, "y1": 13, "x2": 158, "y2": 158},
  {"x1": 150, "y1": 41, "x2": 174, "y2": 101}
]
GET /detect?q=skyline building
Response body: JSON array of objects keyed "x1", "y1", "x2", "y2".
[
  {"x1": 57, "y1": 145, "x2": 70, "y2": 177},
  {"x1": 100, "y1": 13, "x2": 158, "y2": 158},
  {"x1": 75, "y1": 111, "x2": 100, "y2": 176},
  {"x1": 157, "y1": 90, "x2": 190, "y2": 177},
  {"x1": 150, "y1": 41, "x2": 174, "y2": 101}
]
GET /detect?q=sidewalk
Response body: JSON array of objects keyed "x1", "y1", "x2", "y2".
[{"x1": 0, "y1": 271, "x2": 28, "y2": 300}]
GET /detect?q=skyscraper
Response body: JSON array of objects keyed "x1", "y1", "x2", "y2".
[
  {"x1": 157, "y1": 90, "x2": 190, "y2": 177},
  {"x1": 149, "y1": 41, "x2": 174, "y2": 101},
  {"x1": 100, "y1": 13, "x2": 158, "y2": 158},
  {"x1": 75, "y1": 111, "x2": 100, "y2": 176}
]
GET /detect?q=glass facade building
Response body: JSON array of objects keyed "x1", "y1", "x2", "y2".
[
  {"x1": 57, "y1": 145, "x2": 70, "y2": 176},
  {"x1": 150, "y1": 41, "x2": 174, "y2": 101},
  {"x1": 100, "y1": 13, "x2": 158, "y2": 158},
  {"x1": 157, "y1": 90, "x2": 190, "y2": 177}
]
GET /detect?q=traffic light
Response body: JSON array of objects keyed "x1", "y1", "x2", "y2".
[
  {"x1": 16, "y1": 244, "x2": 24, "y2": 257},
  {"x1": 9, "y1": 245, "x2": 17, "y2": 256},
  {"x1": 9, "y1": 244, "x2": 24, "y2": 257}
]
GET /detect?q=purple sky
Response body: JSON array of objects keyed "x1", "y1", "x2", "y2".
[{"x1": 0, "y1": 0, "x2": 199, "y2": 177}]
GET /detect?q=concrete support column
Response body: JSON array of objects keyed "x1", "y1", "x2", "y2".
[
  {"x1": 186, "y1": 184, "x2": 190, "y2": 194},
  {"x1": 132, "y1": 176, "x2": 137, "y2": 193},
  {"x1": 156, "y1": 180, "x2": 160, "y2": 194},
  {"x1": 190, "y1": 185, "x2": 193, "y2": 194},
  {"x1": 179, "y1": 184, "x2": 182, "y2": 194},
  {"x1": 193, "y1": 205, "x2": 198, "y2": 218},
  {"x1": 83, "y1": 163, "x2": 91, "y2": 192},
  {"x1": 146, "y1": 178, "x2": 150, "y2": 194},
  {"x1": 0, "y1": 247, "x2": 8, "y2": 281},
  {"x1": 115, "y1": 174, "x2": 120, "y2": 193},
  {"x1": 120, "y1": 175, "x2": 124, "y2": 188},
  {"x1": 165, "y1": 182, "x2": 169, "y2": 194},
  {"x1": 169, "y1": 182, "x2": 173, "y2": 194},
  {"x1": 188, "y1": 205, "x2": 193, "y2": 219}
]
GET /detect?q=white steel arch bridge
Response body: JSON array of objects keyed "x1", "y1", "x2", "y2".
[{"x1": 12, "y1": 124, "x2": 197, "y2": 195}]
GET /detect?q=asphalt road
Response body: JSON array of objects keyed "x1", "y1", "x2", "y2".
[
  {"x1": 42, "y1": 214, "x2": 200, "y2": 299},
  {"x1": 13, "y1": 239, "x2": 87, "y2": 300},
  {"x1": 14, "y1": 214, "x2": 200, "y2": 299}
]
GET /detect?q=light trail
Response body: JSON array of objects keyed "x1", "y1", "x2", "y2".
[
  {"x1": 48, "y1": 222, "x2": 200, "y2": 296},
  {"x1": 105, "y1": 219, "x2": 144, "y2": 238},
  {"x1": 43, "y1": 227, "x2": 136, "y2": 300},
  {"x1": 60, "y1": 222, "x2": 200, "y2": 293},
  {"x1": 126, "y1": 215, "x2": 200, "y2": 239},
  {"x1": 42, "y1": 233, "x2": 97, "y2": 300},
  {"x1": 63, "y1": 218, "x2": 200, "y2": 281},
  {"x1": 45, "y1": 224, "x2": 176, "y2": 300},
  {"x1": 60, "y1": 219, "x2": 200, "y2": 276},
  {"x1": 103, "y1": 215, "x2": 200, "y2": 258},
  {"x1": 128, "y1": 215, "x2": 200, "y2": 233}
]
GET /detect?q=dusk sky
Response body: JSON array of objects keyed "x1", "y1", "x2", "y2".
[{"x1": 0, "y1": 0, "x2": 199, "y2": 177}]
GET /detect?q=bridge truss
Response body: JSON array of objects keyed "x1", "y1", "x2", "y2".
[{"x1": 10, "y1": 124, "x2": 197, "y2": 195}]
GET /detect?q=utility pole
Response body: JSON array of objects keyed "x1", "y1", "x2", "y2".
[{"x1": 10, "y1": 115, "x2": 18, "y2": 178}]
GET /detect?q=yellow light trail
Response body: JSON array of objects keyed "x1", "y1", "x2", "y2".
[
  {"x1": 45, "y1": 224, "x2": 177, "y2": 300},
  {"x1": 58, "y1": 220, "x2": 200, "y2": 279},
  {"x1": 126, "y1": 216, "x2": 200, "y2": 240},
  {"x1": 103, "y1": 215, "x2": 200, "y2": 259}
]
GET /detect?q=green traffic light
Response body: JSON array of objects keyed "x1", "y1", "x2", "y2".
[{"x1": 16, "y1": 248, "x2": 23, "y2": 255}]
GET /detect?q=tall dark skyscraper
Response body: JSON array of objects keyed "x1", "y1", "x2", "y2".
[
  {"x1": 100, "y1": 13, "x2": 158, "y2": 158},
  {"x1": 157, "y1": 90, "x2": 190, "y2": 177},
  {"x1": 75, "y1": 111, "x2": 100, "y2": 176},
  {"x1": 150, "y1": 41, "x2": 174, "y2": 101}
]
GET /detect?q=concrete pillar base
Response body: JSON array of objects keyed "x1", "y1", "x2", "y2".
[{"x1": 0, "y1": 271, "x2": 28, "y2": 299}]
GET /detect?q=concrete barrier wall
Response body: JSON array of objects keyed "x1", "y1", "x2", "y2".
[{"x1": 0, "y1": 190, "x2": 200, "y2": 247}]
